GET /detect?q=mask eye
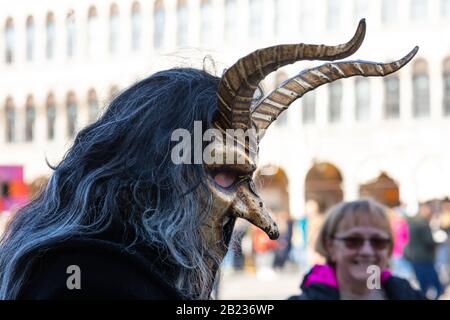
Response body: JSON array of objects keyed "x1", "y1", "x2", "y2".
[{"x1": 213, "y1": 171, "x2": 238, "y2": 188}]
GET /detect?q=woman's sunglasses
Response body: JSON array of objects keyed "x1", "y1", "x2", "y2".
[{"x1": 332, "y1": 236, "x2": 391, "y2": 251}]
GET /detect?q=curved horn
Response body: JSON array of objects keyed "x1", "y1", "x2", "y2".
[
  {"x1": 214, "y1": 19, "x2": 367, "y2": 131},
  {"x1": 252, "y1": 46, "x2": 419, "y2": 132}
]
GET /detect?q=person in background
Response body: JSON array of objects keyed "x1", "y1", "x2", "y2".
[
  {"x1": 305, "y1": 200, "x2": 326, "y2": 266},
  {"x1": 230, "y1": 219, "x2": 250, "y2": 272},
  {"x1": 388, "y1": 207, "x2": 414, "y2": 280},
  {"x1": 439, "y1": 199, "x2": 450, "y2": 284},
  {"x1": 404, "y1": 203, "x2": 444, "y2": 299},
  {"x1": 290, "y1": 213, "x2": 310, "y2": 275},
  {"x1": 273, "y1": 209, "x2": 294, "y2": 270},
  {"x1": 253, "y1": 226, "x2": 278, "y2": 279},
  {"x1": 289, "y1": 199, "x2": 424, "y2": 300}
]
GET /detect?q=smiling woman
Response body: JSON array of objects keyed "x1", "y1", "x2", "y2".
[{"x1": 289, "y1": 199, "x2": 425, "y2": 300}]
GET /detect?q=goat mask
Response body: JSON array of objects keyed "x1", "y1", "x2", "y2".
[{"x1": 202, "y1": 19, "x2": 418, "y2": 258}]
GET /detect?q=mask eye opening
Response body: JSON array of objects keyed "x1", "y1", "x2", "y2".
[{"x1": 211, "y1": 170, "x2": 238, "y2": 189}]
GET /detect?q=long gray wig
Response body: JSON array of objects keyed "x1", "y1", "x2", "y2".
[{"x1": 0, "y1": 68, "x2": 221, "y2": 300}]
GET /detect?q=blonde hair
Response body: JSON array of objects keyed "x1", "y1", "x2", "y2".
[{"x1": 315, "y1": 199, "x2": 394, "y2": 263}]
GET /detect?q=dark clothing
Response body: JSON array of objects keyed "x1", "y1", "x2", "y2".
[
  {"x1": 288, "y1": 264, "x2": 425, "y2": 300},
  {"x1": 404, "y1": 215, "x2": 443, "y2": 299},
  {"x1": 410, "y1": 261, "x2": 443, "y2": 299},
  {"x1": 273, "y1": 220, "x2": 293, "y2": 269},
  {"x1": 404, "y1": 216, "x2": 436, "y2": 263},
  {"x1": 16, "y1": 220, "x2": 184, "y2": 300}
]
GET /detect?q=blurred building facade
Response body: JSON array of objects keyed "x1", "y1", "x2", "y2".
[{"x1": 0, "y1": 0, "x2": 450, "y2": 215}]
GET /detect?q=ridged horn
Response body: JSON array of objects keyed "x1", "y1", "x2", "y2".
[
  {"x1": 252, "y1": 46, "x2": 419, "y2": 132},
  {"x1": 214, "y1": 19, "x2": 367, "y2": 131}
]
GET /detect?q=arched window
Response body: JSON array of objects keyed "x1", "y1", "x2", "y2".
[
  {"x1": 355, "y1": 78, "x2": 370, "y2": 121},
  {"x1": 109, "y1": 4, "x2": 120, "y2": 54},
  {"x1": 87, "y1": 6, "x2": 99, "y2": 57},
  {"x1": 305, "y1": 162, "x2": 344, "y2": 212},
  {"x1": 443, "y1": 0, "x2": 450, "y2": 18},
  {"x1": 443, "y1": 57, "x2": 450, "y2": 116},
  {"x1": 254, "y1": 166, "x2": 290, "y2": 214},
  {"x1": 131, "y1": 2, "x2": 142, "y2": 51},
  {"x1": 66, "y1": 92, "x2": 77, "y2": 138},
  {"x1": 5, "y1": 97, "x2": 15, "y2": 142},
  {"x1": 411, "y1": 0, "x2": 428, "y2": 21},
  {"x1": 274, "y1": 0, "x2": 282, "y2": 36},
  {"x1": 154, "y1": 0, "x2": 165, "y2": 49},
  {"x1": 328, "y1": 82, "x2": 342, "y2": 123},
  {"x1": 87, "y1": 89, "x2": 99, "y2": 122},
  {"x1": 275, "y1": 0, "x2": 294, "y2": 34},
  {"x1": 359, "y1": 172, "x2": 400, "y2": 208},
  {"x1": 46, "y1": 12, "x2": 56, "y2": 60},
  {"x1": 200, "y1": 0, "x2": 213, "y2": 45},
  {"x1": 353, "y1": 0, "x2": 368, "y2": 24},
  {"x1": 66, "y1": 10, "x2": 76, "y2": 57},
  {"x1": 412, "y1": 59, "x2": 430, "y2": 118},
  {"x1": 327, "y1": 0, "x2": 340, "y2": 30},
  {"x1": 25, "y1": 95, "x2": 36, "y2": 142},
  {"x1": 249, "y1": 0, "x2": 263, "y2": 41},
  {"x1": 46, "y1": 93, "x2": 57, "y2": 140},
  {"x1": 302, "y1": 91, "x2": 316, "y2": 124},
  {"x1": 5, "y1": 18, "x2": 14, "y2": 64},
  {"x1": 384, "y1": 76, "x2": 400, "y2": 119},
  {"x1": 177, "y1": 0, "x2": 189, "y2": 47},
  {"x1": 381, "y1": 0, "x2": 398, "y2": 25},
  {"x1": 26, "y1": 16, "x2": 35, "y2": 61},
  {"x1": 224, "y1": 0, "x2": 237, "y2": 44},
  {"x1": 299, "y1": 0, "x2": 313, "y2": 33}
]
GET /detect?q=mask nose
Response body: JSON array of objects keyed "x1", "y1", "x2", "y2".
[{"x1": 231, "y1": 180, "x2": 279, "y2": 240}]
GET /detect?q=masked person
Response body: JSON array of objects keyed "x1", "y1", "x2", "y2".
[
  {"x1": 289, "y1": 199, "x2": 425, "y2": 300},
  {"x1": 0, "y1": 20, "x2": 417, "y2": 299}
]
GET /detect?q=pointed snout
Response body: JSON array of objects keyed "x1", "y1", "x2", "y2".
[{"x1": 231, "y1": 182, "x2": 280, "y2": 240}]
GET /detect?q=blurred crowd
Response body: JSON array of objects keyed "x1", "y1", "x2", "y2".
[
  {"x1": 221, "y1": 197, "x2": 450, "y2": 300},
  {"x1": 1, "y1": 177, "x2": 450, "y2": 300}
]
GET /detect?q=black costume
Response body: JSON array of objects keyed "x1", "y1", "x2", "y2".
[{"x1": 17, "y1": 219, "x2": 183, "y2": 299}]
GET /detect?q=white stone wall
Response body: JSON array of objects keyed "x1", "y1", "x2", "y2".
[{"x1": 0, "y1": 0, "x2": 449, "y2": 216}]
